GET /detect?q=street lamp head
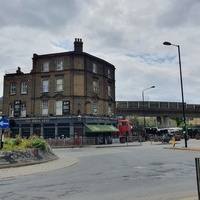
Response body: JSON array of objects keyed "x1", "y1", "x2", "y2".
[
  {"x1": 151, "y1": 86, "x2": 155, "y2": 88},
  {"x1": 163, "y1": 41, "x2": 171, "y2": 46}
]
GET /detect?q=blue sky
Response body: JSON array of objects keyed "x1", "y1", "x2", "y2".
[{"x1": 0, "y1": 0, "x2": 200, "y2": 103}]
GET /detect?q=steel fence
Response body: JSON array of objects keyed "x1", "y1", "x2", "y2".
[{"x1": 46, "y1": 137, "x2": 96, "y2": 147}]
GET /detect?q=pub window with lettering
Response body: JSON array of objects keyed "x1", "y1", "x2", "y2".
[
  {"x1": 14, "y1": 100, "x2": 21, "y2": 117},
  {"x1": 56, "y1": 100, "x2": 70, "y2": 115},
  {"x1": 63, "y1": 101, "x2": 70, "y2": 115}
]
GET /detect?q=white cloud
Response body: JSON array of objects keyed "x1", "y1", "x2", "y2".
[{"x1": 0, "y1": 0, "x2": 200, "y2": 104}]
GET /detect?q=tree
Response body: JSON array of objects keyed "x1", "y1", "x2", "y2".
[
  {"x1": 128, "y1": 116, "x2": 157, "y2": 128},
  {"x1": 172, "y1": 117, "x2": 183, "y2": 127}
]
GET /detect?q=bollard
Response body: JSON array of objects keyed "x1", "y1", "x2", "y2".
[
  {"x1": 195, "y1": 158, "x2": 200, "y2": 200},
  {"x1": 172, "y1": 137, "x2": 176, "y2": 147}
]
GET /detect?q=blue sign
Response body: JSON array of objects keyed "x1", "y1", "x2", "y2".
[{"x1": 0, "y1": 118, "x2": 9, "y2": 129}]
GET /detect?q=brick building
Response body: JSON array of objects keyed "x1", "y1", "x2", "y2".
[{"x1": 2, "y1": 38, "x2": 118, "y2": 144}]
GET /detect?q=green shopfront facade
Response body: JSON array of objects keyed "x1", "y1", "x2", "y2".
[{"x1": 85, "y1": 124, "x2": 119, "y2": 144}]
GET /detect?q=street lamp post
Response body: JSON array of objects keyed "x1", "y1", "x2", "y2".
[
  {"x1": 163, "y1": 41, "x2": 187, "y2": 148},
  {"x1": 142, "y1": 86, "x2": 155, "y2": 142}
]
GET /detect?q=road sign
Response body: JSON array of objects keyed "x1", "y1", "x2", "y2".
[{"x1": 0, "y1": 118, "x2": 9, "y2": 129}]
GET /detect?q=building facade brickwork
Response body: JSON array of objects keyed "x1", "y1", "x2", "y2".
[{"x1": 2, "y1": 38, "x2": 118, "y2": 144}]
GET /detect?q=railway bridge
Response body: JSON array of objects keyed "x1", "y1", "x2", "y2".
[{"x1": 116, "y1": 101, "x2": 200, "y2": 127}]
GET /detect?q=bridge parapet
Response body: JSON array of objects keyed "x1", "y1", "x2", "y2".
[
  {"x1": 116, "y1": 101, "x2": 200, "y2": 117},
  {"x1": 116, "y1": 101, "x2": 200, "y2": 109}
]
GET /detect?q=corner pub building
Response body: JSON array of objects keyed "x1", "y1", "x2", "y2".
[{"x1": 2, "y1": 38, "x2": 119, "y2": 145}]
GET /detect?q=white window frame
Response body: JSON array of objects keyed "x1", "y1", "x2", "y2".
[
  {"x1": 10, "y1": 83, "x2": 16, "y2": 94},
  {"x1": 56, "y1": 100, "x2": 62, "y2": 115},
  {"x1": 108, "y1": 85, "x2": 111, "y2": 96},
  {"x1": 93, "y1": 102, "x2": 98, "y2": 115},
  {"x1": 93, "y1": 63, "x2": 97, "y2": 73},
  {"x1": 56, "y1": 60, "x2": 63, "y2": 71},
  {"x1": 9, "y1": 103, "x2": 14, "y2": 116},
  {"x1": 21, "y1": 81, "x2": 27, "y2": 94},
  {"x1": 42, "y1": 80, "x2": 49, "y2": 93},
  {"x1": 93, "y1": 81, "x2": 98, "y2": 93},
  {"x1": 42, "y1": 61, "x2": 49, "y2": 72},
  {"x1": 42, "y1": 101, "x2": 48, "y2": 115},
  {"x1": 21, "y1": 103, "x2": 26, "y2": 117},
  {"x1": 56, "y1": 78, "x2": 63, "y2": 92},
  {"x1": 108, "y1": 69, "x2": 111, "y2": 78},
  {"x1": 108, "y1": 105, "x2": 111, "y2": 116}
]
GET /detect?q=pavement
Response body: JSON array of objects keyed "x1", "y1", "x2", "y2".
[{"x1": 0, "y1": 155, "x2": 79, "y2": 179}]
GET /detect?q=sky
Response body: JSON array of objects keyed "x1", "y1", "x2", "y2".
[{"x1": 0, "y1": 0, "x2": 200, "y2": 104}]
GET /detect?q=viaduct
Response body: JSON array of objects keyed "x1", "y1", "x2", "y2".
[{"x1": 116, "y1": 101, "x2": 200, "y2": 127}]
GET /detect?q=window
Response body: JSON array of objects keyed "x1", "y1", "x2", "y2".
[
  {"x1": 56, "y1": 79, "x2": 63, "y2": 92},
  {"x1": 93, "y1": 81, "x2": 98, "y2": 93},
  {"x1": 42, "y1": 61, "x2": 49, "y2": 72},
  {"x1": 93, "y1": 63, "x2": 97, "y2": 73},
  {"x1": 56, "y1": 100, "x2": 62, "y2": 115},
  {"x1": 108, "y1": 105, "x2": 111, "y2": 116},
  {"x1": 56, "y1": 60, "x2": 63, "y2": 71},
  {"x1": 21, "y1": 103, "x2": 26, "y2": 117},
  {"x1": 9, "y1": 104, "x2": 14, "y2": 116},
  {"x1": 10, "y1": 83, "x2": 16, "y2": 94},
  {"x1": 93, "y1": 102, "x2": 98, "y2": 115},
  {"x1": 108, "y1": 85, "x2": 111, "y2": 96},
  {"x1": 42, "y1": 101, "x2": 48, "y2": 115},
  {"x1": 108, "y1": 69, "x2": 111, "y2": 78},
  {"x1": 42, "y1": 80, "x2": 49, "y2": 93},
  {"x1": 21, "y1": 81, "x2": 27, "y2": 94}
]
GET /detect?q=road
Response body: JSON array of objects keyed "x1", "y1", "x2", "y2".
[{"x1": 0, "y1": 140, "x2": 199, "y2": 200}]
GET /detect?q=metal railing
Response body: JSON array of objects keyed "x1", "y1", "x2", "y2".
[{"x1": 47, "y1": 137, "x2": 96, "y2": 147}]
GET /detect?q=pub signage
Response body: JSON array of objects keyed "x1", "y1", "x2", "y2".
[
  {"x1": 14, "y1": 100, "x2": 21, "y2": 117},
  {"x1": 63, "y1": 101, "x2": 70, "y2": 115}
]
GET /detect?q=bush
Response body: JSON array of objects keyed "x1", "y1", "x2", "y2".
[
  {"x1": 28, "y1": 135, "x2": 49, "y2": 151},
  {"x1": 3, "y1": 135, "x2": 49, "y2": 151}
]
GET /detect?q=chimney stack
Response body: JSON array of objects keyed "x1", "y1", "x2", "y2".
[{"x1": 74, "y1": 38, "x2": 83, "y2": 53}]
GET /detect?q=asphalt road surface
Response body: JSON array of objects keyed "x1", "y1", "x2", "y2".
[{"x1": 0, "y1": 140, "x2": 199, "y2": 200}]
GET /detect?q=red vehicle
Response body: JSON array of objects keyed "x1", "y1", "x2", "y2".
[{"x1": 118, "y1": 119, "x2": 132, "y2": 143}]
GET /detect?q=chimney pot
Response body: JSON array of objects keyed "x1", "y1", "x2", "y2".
[{"x1": 74, "y1": 38, "x2": 83, "y2": 53}]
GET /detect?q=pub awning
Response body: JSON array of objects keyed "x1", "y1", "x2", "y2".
[{"x1": 85, "y1": 125, "x2": 119, "y2": 133}]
